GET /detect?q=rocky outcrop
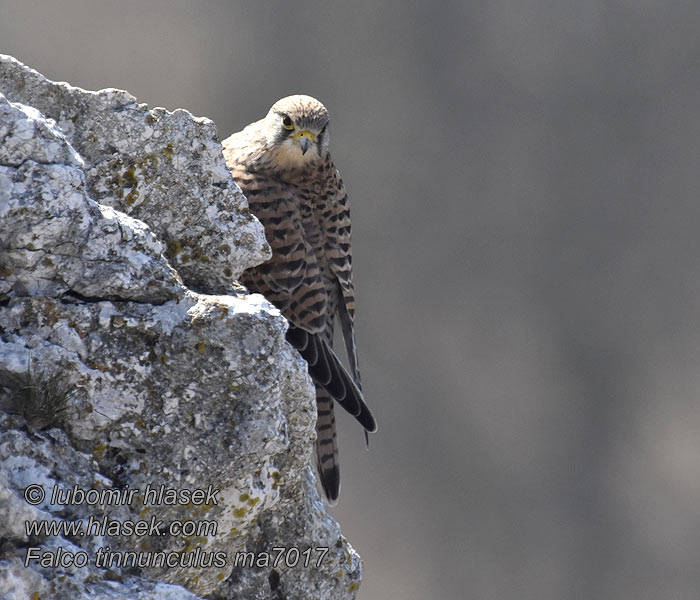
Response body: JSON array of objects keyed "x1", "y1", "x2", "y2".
[{"x1": 0, "y1": 55, "x2": 362, "y2": 599}]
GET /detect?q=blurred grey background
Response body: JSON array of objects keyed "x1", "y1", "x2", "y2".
[{"x1": 3, "y1": 1, "x2": 700, "y2": 598}]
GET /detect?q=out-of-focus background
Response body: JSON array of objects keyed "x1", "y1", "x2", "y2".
[{"x1": 4, "y1": 2, "x2": 700, "y2": 598}]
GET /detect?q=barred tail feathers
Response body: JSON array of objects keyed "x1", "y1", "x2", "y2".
[{"x1": 315, "y1": 391, "x2": 340, "y2": 504}]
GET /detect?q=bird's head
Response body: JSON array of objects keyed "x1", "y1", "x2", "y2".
[{"x1": 264, "y1": 95, "x2": 330, "y2": 168}]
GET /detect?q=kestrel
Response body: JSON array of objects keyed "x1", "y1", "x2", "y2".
[{"x1": 222, "y1": 95, "x2": 376, "y2": 503}]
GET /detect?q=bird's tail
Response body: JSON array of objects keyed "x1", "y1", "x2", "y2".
[
  {"x1": 315, "y1": 390, "x2": 340, "y2": 504},
  {"x1": 286, "y1": 326, "x2": 377, "y2": 432}
]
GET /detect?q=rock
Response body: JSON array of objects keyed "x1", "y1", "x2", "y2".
[
  {"x1": 0, "y1": 54, "x2": 362, "y2": 599},
  {"x1": 0, "y1": 54, "x2": 270, "y2": 295},
  {"x1": 0, "y1": 96, "x2": 184, "y2": 303}
]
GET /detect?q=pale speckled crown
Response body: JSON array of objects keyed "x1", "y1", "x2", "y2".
[{"x1": 268, "y1": 95, "x2": 330, "y2": 131}]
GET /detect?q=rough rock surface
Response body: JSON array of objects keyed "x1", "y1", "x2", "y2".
[
  {"x1": 0, "y1": 54, "x2": 270, "y2": 296},
  {"x1": 0, "y1": 54, "x2": 362, "y2": 599}
]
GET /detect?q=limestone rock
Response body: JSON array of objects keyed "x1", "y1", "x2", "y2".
[
  {"x1": 0, "y1": 54, "x2": 270, "y2": 295},
  {"x1": 0, "y1": 95, "x2": 183, "y2": 303},
  {"x1": 0, "y1": 54, "x2": 362, "y2": 599}
]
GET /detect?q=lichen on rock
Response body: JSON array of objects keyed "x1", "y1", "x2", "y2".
[{"x1": 0, "y1": 54, "x2": 362, "y2": 599}]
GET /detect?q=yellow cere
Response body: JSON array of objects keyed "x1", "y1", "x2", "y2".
[{"x1": 291, "y1": 130, "x2": 316, "y2": 142}]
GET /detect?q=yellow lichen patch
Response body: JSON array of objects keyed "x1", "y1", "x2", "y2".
[
  {"x1": 166, "y1": 239, "x2": 182, "y2": 257},
  {"x1": 196, "y1": 342, "x2": 206, "y2": 354},
  {"x1": 123, "y1": 167, "x2": 138, "y2": 188},
  {"x1": 125, "y1": 189, "x2": 140, "y2": 205},
  {"x1": 247, "y1": 497, "x2": 260, "y2": 507},
  {"x1": 223, "y1": 267, "x2": 233, "y2": 278},
  {"x1": 93, "y1": 442, "x2": 107, "y2": 459},
  {"x1": 232, "y1": 507, "x2": 247, "y2": 518},
  {"x1": 348, "y1": 582, "x2": 359, "y2": 592},
  {"x1": 40, "y1": 301, "x2": 59, "y2": 327},
  {"x1": 67, "y1": 321, "x2": 87, "y2": 339},
  {"x1": 144, "y1": 154, "x2": 159, "y2": 170},
  {"x1": 190, "y1": 503, "x2": 215, "y2": 517},
  {"x1": 239, "y1": 493, "x2": 249, "y2": 502}
]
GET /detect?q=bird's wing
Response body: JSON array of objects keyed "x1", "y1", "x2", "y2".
[
  {"x1": 286, "y1": 324, "x2": 377, "y2": 432},
  {"x1": 322, "y1": 166, "x2": 362, "y2": 386},
  {"x1": 233, "y1": 169, "x2": 330, "y2": 334}
]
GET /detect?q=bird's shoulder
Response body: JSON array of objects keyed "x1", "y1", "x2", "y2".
[
  {"x1": 221, "y1": 119, "x2": 263, "y2": 151},
  {"x1": 221, "y1": 120, "x2": 267, "y2": 173}
]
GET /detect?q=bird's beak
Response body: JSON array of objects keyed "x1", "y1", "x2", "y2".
[{"x1": 292, "y1": 130, "x2": 316, "y2": 155}]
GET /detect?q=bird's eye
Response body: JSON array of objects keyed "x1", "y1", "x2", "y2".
[{"x1": 281, "y1": 115, "x2": 294, "y2": 130}]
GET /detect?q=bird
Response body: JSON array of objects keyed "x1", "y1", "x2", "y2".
[{"x1": 222, "y1": 95, "x2": 376, "y2": 503}]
